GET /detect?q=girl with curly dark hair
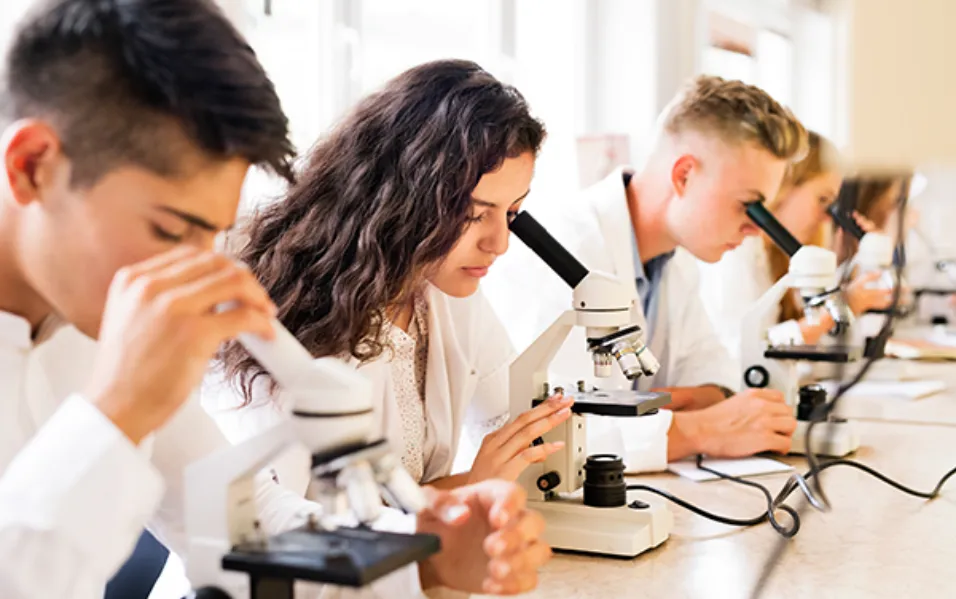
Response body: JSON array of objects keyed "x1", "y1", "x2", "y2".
[{"x1": 208, "y1": 59, "x2": 573, "y2": 493}]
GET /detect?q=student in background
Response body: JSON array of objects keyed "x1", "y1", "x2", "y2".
[
  {"x1": 484, "y1": 75, "x2": 804, "y2": 472},
  {"x1": 698, "y1": 131, "x2": 894, "y2": 364}
]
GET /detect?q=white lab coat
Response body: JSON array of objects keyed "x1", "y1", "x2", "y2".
[
  {"x1": 696, "y1": 236, "x2": 805, "y2": 370},
  {"x1": 0, "y1": 311, "x2": 421, "y2": 599},
  {"x1": 205, "y1": 284, "x2": 514, "y2": 493},
  {"x1": 483, "y1": 167, "x2": 739, "y2": 473}
]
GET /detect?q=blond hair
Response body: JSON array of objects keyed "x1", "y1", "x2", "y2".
[
  {"x1": 765, "y1": 131, "x2": 841, "y2": 322},
  {"x1": 661, "y1": 75, "x2": 808, "y2": 163}
]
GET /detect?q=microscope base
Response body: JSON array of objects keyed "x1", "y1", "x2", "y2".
[
  {"x1": 789, "y1": 419, "x2": 860, "y2": 457},
  {"x1": 531, "y1": 493, "x2": 671, "y2": 557}
]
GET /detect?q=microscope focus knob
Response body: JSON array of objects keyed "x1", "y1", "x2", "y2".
[
  {"x1": 744, "y1": 365, "x2": 770, "y2": 389},
  {"x1": 536, "y1": 471, "x2": 561, "y2": 492},
  {"x1": 189, "y1": 588, "x2": 232, "y2": 599}
]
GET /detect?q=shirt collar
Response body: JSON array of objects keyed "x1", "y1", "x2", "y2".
[{"x1": 631, "y1": 235, "x2": 675, "y2": 285}]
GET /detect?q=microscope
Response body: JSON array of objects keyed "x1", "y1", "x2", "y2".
[
  {"x1": 506, "y1": 211, "x2": 673, "y2": 558},
  {"x1": 184, "y1": 320, "x2": 437, "y2": 598},
  {"x1": 740, "y1": 202, "x2": 862, "y2": 457},
  {"x1": 828, "y1": 190, "x2": 902, "y2": 353}
]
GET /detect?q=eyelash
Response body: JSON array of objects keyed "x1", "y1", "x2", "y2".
[
  {"x1": 151, "y1": 223, "x2": 185, "y2": 243},
  {"x1": 467, "y1": 210, "x2": 520, "y2": 224}
]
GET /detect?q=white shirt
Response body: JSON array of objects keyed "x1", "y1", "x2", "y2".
[
  {"x1": 696, "y1": 236, "x2": 805, "y2": 370},
  {"x1": 483, "y1": 168, "x2": 740, "y2": 473},
  {"x1": 0, "y1": 311, "x2": 424, "y2": 599}
]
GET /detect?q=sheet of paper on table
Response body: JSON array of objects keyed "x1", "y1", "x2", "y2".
[{"x1": 667, "y1": 457, "x2": 794, "y2": 482}]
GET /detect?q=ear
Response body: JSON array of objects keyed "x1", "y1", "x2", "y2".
[
  {"x1": 2, "y1": 119, "x2": 64, "y2": 207},
  {"x1": 670, "y1": 154, "x2": 696, "y2": 197}
]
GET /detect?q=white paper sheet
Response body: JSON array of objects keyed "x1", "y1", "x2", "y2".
[{"x1": 667, "y1": 457, "x2": 794, "y2": 482}]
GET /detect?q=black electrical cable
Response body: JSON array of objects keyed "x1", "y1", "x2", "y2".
[
  {"x1": 622, "y1": 456, "x2": 956, "y2": 542},
  {"x1": 750, "y1": 182, "x2": 911, "y2": 598}
]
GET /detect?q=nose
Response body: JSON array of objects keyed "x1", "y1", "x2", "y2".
[{"x1": 479, "y1": 215, "x2": 510, "y2": 256}]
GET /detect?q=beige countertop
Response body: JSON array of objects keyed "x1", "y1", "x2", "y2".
[{"x1": 488, "y1": 358, "x2": 956, "y2": 599}]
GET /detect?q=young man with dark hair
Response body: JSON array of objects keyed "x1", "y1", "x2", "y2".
[{"x1": 0, "y1": 1, "x2": 548, "y2": 597}]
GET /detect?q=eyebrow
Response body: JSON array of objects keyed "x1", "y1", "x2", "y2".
[
  {"x1": 471, "y1": 189, "x2": 532, "y2": 209},
  {"x1": 157, "y1": 206, "x2": 229, "y2": 232}
]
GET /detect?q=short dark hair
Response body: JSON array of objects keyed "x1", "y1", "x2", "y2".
[{"x1": 1, "y1": 0, "x2": 295, "y2": 186}]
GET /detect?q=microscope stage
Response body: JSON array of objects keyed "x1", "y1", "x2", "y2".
[
  {"x1": 222, "y1": 526, "x2": 439, "y2": 589},
  {"x1": 533, "y1": 389, "x2": 671, "y2": 417}
]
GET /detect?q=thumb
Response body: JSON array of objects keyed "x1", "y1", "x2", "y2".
[{"x1": 422, "y1": 486, "x2": 471, "y2": 526}]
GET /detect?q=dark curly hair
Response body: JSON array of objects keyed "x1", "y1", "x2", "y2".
[{"x1": 220, "y1": 59, "x2": 546, "y2": 403}]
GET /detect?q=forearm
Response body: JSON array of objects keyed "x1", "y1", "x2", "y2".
[
  {"x1": 653, "y1": 385, "x2": 727, "y2": 411},
  {"x1": 425, "y1": 473, "x2": 471, "y2": 490}
]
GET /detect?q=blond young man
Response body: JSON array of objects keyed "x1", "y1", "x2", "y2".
[{"x1": 485, "y1": 75, "x2": 808, "y2": 472}]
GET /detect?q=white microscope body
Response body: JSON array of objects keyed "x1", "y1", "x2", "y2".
[
  {"x1": 185, "y1": 321, "x2": 429, "y2": 597},
  {"x1": 507, "y1": 211, "x2": 672, "y2": 558},
  {"x1": 740, "y1": 245, "x2": 861, "y2": 457}
]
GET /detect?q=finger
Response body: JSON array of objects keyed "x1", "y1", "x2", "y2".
[
  {"x1": 497, "y1": 407, "x2": 572, "y2": 461},
  {"x1": 856, "y1": 270, "x2": 883, "y2": 285},
  {"x1": 128, "y1": 252, "x2": 237, "y2": 303},
  {"x1": 484, "y1": 509, "x2": 546, "y2": 557},
  {"x1": 749, "y1": 389, "x2": 786, "y2": 404},
  {"x1": 420, "y1": 487, "x2": 472, "y2": 526},
  {"x1": 769, "y1": 415, "x2": 798, "y2": 435},
  {"x1": 492, "y1": 394, "x2": 573, "y2": 448},
  {"x1": 763, "y1": 432, "x2": 793, "y2": 455},
  {"x1": 486, "y1": 541, "x2": 552, "y2": 590},
  {"x1": 497, "y1": 442, "x2": 565, "y2": 482},
  {"x1": 205, "y1": 305, "x2": 276, "y2": 344},
  {"x1": 489, "y1": 540, "x2": 552, "y2": 580},
  {"x1": 116, "y1": 245, "x2": 201, "y2": 283},
  {"x1": 762, "y1": 400, "x2": 795, "y2": 419},
  {"x1": 483, "y1": 569, "x2": 540, "y2": 596},
  {"x1": 453, "y1": 479, "x2": 526, "y2": 531},
  {"x1": 165, "y1": 265, "x2": 275, "y2": 316}
]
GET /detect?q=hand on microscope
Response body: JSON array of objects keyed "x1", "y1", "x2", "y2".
[
  {"x1": 465, "y1": 393, "x2": 574, "y2": 484},
  {"x1": 667, "y1": 388, "x2": 797, "y2": 460},
  {"x1": 86, "y1": 247, "x2": 276, "y2": 444},
  {"x1": 845, "y1": 270, "x2": 895, "y2": 314},
  {"x1": 417, "y1": 479, "x2": 550, "y2": 595}
]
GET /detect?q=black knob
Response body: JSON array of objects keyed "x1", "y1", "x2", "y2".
[
  {"x1": 189, "y1": 588, "x2": 233, "y2": 599},
  {"x1": 797, "y1": 384, "x2": 827, "y2": 422},
  {"x1": 744, "y1": 365, "x2": 770, "y2": 389},
  {"x1": 932, "y1": 316, "x2": 950, "y2": 326},
  {"x1": 537, "y1": 471, "x2": 561, "y2": 492},
  {"x1": 583, "y1": 454, "x2": 626, "y2": 508}
]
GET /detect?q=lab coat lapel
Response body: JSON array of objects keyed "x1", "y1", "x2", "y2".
[
  {"x1": 421, "y1": 285, "x2": 475, "y2": 482},
  {"x1": 586, "y1": 168, "x2": 661, "y2": 390},
  {"x1": 587, "y1": 167, "x2": 640, "y2": 291}
]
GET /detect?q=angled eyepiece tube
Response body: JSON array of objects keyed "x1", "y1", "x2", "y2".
[
  {"x1": 509, "y1": 211, "x2": 589, "y2": 289},
  {"x1": 745, "y1": 201, "x2": 802, "y2": 257}
]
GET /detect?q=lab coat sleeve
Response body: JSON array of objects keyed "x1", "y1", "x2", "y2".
[
  {"x1": 0, "y1": 394, "x2": 164, "y2": 599},
  {"x1": 458, "y1": 292, "x2": 516, "y2": 463}
]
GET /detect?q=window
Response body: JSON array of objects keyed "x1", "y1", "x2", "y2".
[{"x1": 699, "y1": 2, "x2": 795, "y2": 107}]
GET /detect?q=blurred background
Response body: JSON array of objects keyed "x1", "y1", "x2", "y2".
[{"x1": 3, "y1": 0, "x2": 953, "y2": 245}]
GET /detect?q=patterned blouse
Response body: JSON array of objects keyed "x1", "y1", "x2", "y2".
[{"x1": 386, "y1": 295, "x2": 430, "y2": 483}]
